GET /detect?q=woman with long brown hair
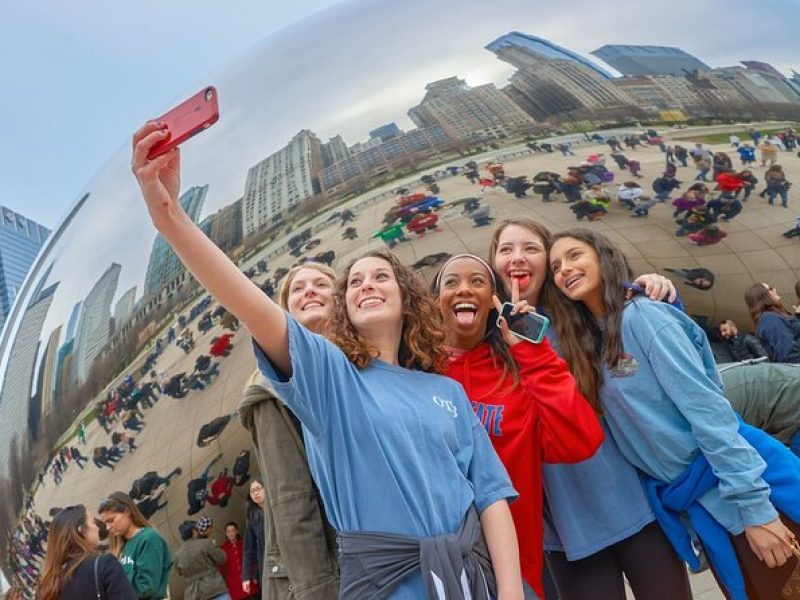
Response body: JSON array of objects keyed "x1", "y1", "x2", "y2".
[
  {"x1": 38, "y1": 504, "x2": 136, "y2": 600},
  {"x1": 489, "y1": 219, "x2": 689, "y2": 600},
  {"x1": 97, "y1": 492, "x2": 172, "y2": 599},
  {"x1": 132, "y1": 121, "x2": 521, "y2": 599},
  {"x1": 744, "y1": 282, "x2": 800, "y2": 363},
  {"x1": 548, "y1": 228, "x2": 800, "y2": 600}
]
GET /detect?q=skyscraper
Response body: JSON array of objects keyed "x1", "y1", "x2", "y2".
[
  {"x1": 487, "y1": 33, "x2": 635, "y2": 120},
  {"x1": 0, "y1": 206, "x2": 50, "y2": 336},
  {"x1": 369, "y1": 123, "x2": 402, "y2": 142},
  {"x1": 0, "y1": 283, "x2": 57, "y2": 471},
  {"x1": 321, "y1": 135, "x2": 351, "y2": 168},
  {"x1": 591, "y1": 45, "x2": 710, "y2": 76},
  {"x1": 113, "y1": 286, "x2": 137, "y2": 331},
  {"x1": 487, "y1": 32, "x2": 613, "y2": 78},
  {"x1": 242, "y1": 130, "x2": 324, "y2": 236},
  {"x1": 408, "y1": 77, "x2": 535, "y2": 142},
  {"x1": 143, "y1": 185, "x2": 208, "y2": 297},
  {"x1": 71, "y1": 263, "x2": 122, "y2": 383}
]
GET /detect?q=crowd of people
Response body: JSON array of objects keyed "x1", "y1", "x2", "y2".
[
  {"x1": 479, "y1": 127, "x2": 797, "y2": 250},
  {"x1": 5, "y1": 122, "x2": 800, "y2": 600}
]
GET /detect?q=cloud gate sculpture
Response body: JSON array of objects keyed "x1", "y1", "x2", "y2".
[{"x1": 2, "y1": 0, "x2": 799, "y2": 595}]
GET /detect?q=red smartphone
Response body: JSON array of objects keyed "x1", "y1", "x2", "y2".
[{"x1": 147, "y1": 86, "x2": 220, "y2": 160}]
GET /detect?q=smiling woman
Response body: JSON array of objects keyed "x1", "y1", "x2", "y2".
[
  {"x1": 432, "y1": 253, "x2": 603, "y2": 598},
  {"x1": 132, "y1": 121, "x2": 523, "y2": 598},
  {"x1": 548, "y1": 229, "x2": 800, "y2": 600}
]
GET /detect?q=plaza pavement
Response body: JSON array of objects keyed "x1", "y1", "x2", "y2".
[{"x1": 31, "y1": 124, "x2": 800, "y2": 598}]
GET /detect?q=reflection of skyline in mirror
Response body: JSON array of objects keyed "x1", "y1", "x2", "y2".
[{"x1": 1, "y1": 0, "x2": 799, "y2": 584}]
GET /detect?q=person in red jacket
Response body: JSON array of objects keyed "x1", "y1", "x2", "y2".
[
  {"x1": 209, "y1": 332, "x2": 234, "y2": 357},
  {"x1": 219, "y1": 522, "x2": 259, "y2": 600},
  {"x1": 432, "y1": 253, "x2": 604, "y2": 599}
]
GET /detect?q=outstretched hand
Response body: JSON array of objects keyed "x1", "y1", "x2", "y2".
[{"x1": 131, "y1": 121, "x2": 182, "y2": 227}]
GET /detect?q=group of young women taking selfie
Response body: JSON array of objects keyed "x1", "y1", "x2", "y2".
[{"x1": 37, "y1": 120, "x2": 799, "y2": 600}]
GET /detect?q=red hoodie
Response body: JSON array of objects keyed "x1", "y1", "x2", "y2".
[{"x1": 445, "y1": 339, "x2": 603, "y2": 597}]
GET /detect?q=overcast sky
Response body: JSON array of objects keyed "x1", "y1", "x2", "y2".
[{"x1": 0, "y1": 0, "x2": 797, "y2": 228}]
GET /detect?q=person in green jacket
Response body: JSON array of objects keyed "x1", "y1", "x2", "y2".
[{"x1": 99, "y1": 491, "x2": 173, "y2": 599}]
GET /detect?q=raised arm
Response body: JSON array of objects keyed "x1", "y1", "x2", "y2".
[{"x1": 132, "y1": 122, "x2": 290, "y2": 375}]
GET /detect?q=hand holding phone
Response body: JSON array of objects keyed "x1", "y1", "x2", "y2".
[
  {"x1": 147, "y1": 86, "x2": 220, "y2": 160},
  {"x1": 496, "y1": 302, "x2": 549, "y2": 344}
]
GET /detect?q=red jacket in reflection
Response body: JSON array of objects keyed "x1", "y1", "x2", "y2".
[
  {"x1": 210, "y1": 333, "x2": 234, "y2": 357},
  {"x1": 444, "y1": 339, "x2": 603, "y2": 598},
  {"x1": 220, "y1": 536, "x2": 259, "y2": 600}
]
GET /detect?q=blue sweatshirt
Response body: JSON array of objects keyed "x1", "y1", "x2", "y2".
[{"x1": 601, "y1": 298, "x2": 777, "y2": 533}]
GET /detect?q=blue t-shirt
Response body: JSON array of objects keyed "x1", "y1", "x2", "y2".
[
  {"x1": 542, "y1": 329, "x2": 654, "y2": 560},
  {"x1": 601, "y1": 298, "x2": 777, "y2": 533},
  {"x1": 253, "y1": 315, "x2": 517, "y2": 598}
]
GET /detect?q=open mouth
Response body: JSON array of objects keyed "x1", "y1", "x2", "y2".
[
  {"x1": 359, "y1": 297, "x2": 385, "y2": 309},
  {"x1": 508, "y1": 269, "x2": 532, "y2": 289},
  {"x1": 452, "y1": 302, "x2": 478, "y2": 326},
  {"x1": 302, "y1": 301, "x2": 324, "y2": 311},
  {"x1": 564, "y1": 274, "x2": 584, "y2": 291}
]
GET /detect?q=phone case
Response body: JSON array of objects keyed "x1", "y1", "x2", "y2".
[
  {"x1": 147, "y1": 86, "x2": 220, "y2": 160},
  {"x1": 497, "y1": 302, "x2": 549, "y2": 344}
]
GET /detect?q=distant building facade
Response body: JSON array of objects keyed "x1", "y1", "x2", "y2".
[
  {"x1": 408, "y1": 77, "x2": 535, "y2": 142},
  {"x1": 370, "y1": 123, "x2": 403, "y2": 142},
  {"x1": 242, "y1": 130, "x2": 324, "y2": 236},
  {"x1": 0, "y1": 207, "x2": 50, "y2": 336},
  {"x1": 487, "y1": 33, "x2": 635, "y2": 120},
  {"x1": 71, "y1": 263, "x2": 121, "y2": 384},
  {"x1": 321, "y1": 135, "x2": 351, "y2": 167},
  {"x1": 0, "y1": 283, "x2": 57, "y2": 471},
  {"x1": 320, "y1": 126, "x2": 454, "y2": 198},
  {"x1": 143, "y1": 185, "x2": 207, "y2": 297},
  {"x1": 591, "y1": 45, "x2": 710, "y2": 76}
]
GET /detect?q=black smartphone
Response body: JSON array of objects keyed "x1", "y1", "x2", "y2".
[{"x1": 497, "y1": 302, "x2": 549, "y2": 344}]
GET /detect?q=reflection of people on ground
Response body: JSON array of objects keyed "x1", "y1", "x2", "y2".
[
  {"x1": 163, "y1": 373, "x2": 189, "y2": 398},
  {"x1": 136, "y1": 492, "x2": 168, "y2": 519},
  {"x1": 174, "y1": 517, "x2": 229, "y2": 600},
  {"x1": 111, "y1": 431, "x2": 138, "y2": 454},
  {"x1": 210, "y1": 333, "x2": 234, "y2": 358},
  {"x1": 720, "y1": 361, "x2": 800, "y2": 457},
  {"x1": 71, "y1": 446, "x2": 89, "y2": 469},
  {"x1": 745, "y1": 282, "x2": 800, "y2": 364},
  {"x1": 92, "y1": 447, "x2": 117, "y2": 471},
  {"x1": 136, "y1": 468, "x2": 183, "y2": 497},
  {"x1": 342, "y1": 226, "x2": 358, "y2": 240},
  {"x1": 718, "y1": 320, "x2": 768, "y2": 362},
  {"x1": 77, "y1": 423, "x2": 86, "y2": 445},
  {"x1": 664, "y1": 267, "x2": 716, "y2": 291},
  {"x1": 242, "y1": 481, "x2": 266, "y2": 597},
  {"x1": 196, "y1": 414, "x2": 232, "y2": 448},
  {"x1": 232, "y1": 451, "x2": 251, "y2": 487},
  {"x1": 220, "y1": 522, "x2": 260, "y2": 600},
  {"x1": 194, "y1": 354, "x2": 220, "y2": 385},
  {"x1": 187, "y1": 454, "x2": 223, "y2": 516},
  {"x1": 207, "y1": 468, "x2": 234, "y2": 507},
  {"x1": 123, "y1": 411, "x2": 144, "y2": 433}
]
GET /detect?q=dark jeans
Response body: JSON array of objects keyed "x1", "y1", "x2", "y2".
[{"x1": 546, "y1": 522, "x2": 692, "y2": 600}]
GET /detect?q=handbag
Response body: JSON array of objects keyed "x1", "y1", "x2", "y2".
[{"x1": 93, "y1": 556, "x2": 103, "y2": 600}]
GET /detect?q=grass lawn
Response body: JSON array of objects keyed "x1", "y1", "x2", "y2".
[{"x1": 674, "y1": 130, "x2": 777, "y2": 145}]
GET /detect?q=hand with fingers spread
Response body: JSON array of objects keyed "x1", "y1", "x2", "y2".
[
  {"x1": 629, "y1": 273, "x2": 677, "y2": 303},
  {"x1": 131, "y1": 121, "x2": 183, "y2": 229},
  {"x1": 744, "y1": 518, "x2": 797, "y2": 568}
]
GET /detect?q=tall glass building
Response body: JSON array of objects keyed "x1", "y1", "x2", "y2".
[
  {"x1": 0, "y1": 206, "x2": 50, "y2": 336},
  {"x1": 591, "y1": 45, "x2": 710, "y2": 76},
  {"x1": 486, "y1": 31, "x2": 614, "y2": 79}
]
